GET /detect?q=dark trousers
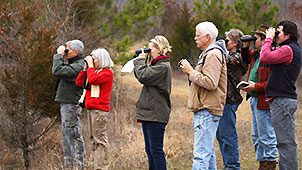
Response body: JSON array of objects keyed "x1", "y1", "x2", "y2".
[
  {"x1": 270, "y1": 97, "x2": 298, "y2": 170},
  {"x1": 142, "y1": 121, "x2": 167, "y2": 170},
  {"x1": 216, "y1": 104, "x2": 240, "y2": 169}
]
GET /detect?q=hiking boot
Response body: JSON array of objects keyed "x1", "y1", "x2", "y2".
[{"x1": 259, "y1": 161, "x2": 277, "y2": 170}]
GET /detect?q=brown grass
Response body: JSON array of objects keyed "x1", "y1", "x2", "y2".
[{"x1": 1, "y1": 66, "x2": 302, "y2": 169}]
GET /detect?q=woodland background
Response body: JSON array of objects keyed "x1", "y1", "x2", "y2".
[{"x1": 0, "y1": 0, "x2": 302, "y2": 169}]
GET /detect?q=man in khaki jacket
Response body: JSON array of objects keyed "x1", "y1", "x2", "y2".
[{"x1": 179, "y1": 21, "x2": 227, "y2": 170}]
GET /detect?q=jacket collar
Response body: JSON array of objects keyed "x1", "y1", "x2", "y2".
[
  {"x1": 150, "y1": 55, "x2": 169, "y2": 65},
  {"x1": 68, "y1": 56, "x2": 82, "y2": 63},
  {"x1": 279, "y1": 39, "x2": 296, "y2": 46}
]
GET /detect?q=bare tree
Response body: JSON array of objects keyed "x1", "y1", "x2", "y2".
[{"x1": 0, "y1": 1, "x2": 61, "y2": 169}]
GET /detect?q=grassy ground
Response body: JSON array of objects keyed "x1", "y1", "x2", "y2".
[
  {"x1": 1, "y1": 66, "x2": 302, "y2": 169},
  {"x1": 107, "y1": 67, "x2": 302, "y2": 170},
  {"x1": 108, "y1": 68, "x2": 302, "y2": 170}
]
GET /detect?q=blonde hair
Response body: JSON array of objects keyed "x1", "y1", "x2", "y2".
[
  {"x1": 150, "y1": 35, "x2": 172, "y2": 55},
  {"x1": 91, "y1": 48, "x2": 114, "y2": 69}
]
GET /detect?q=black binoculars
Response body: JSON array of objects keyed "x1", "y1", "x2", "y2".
[
  {"x1": 240, "y1": 36, "x2": 257, "y2": 42},
  {"x1": 135, "y1": 48, "x2": 151, "y2": 55},
  {"x1": 64, "y1": 45, "x2": 69, "y2": 54},
  {"x1": 240, "y1": 30, "x2": 280, "y2": 42},
  {"x1": 133, "y1": 48, "x2": 151, "y2": 58}
]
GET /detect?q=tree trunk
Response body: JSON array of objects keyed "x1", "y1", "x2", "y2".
[{"x1": 21, "y1": 134, "x2": 30, "y2": 170}]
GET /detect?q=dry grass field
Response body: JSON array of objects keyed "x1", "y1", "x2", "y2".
[{"x1": 1, "y1": 66, "x2": 302, "y2": 169}]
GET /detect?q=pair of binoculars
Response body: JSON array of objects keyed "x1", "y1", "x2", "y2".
[{"x1": 240, "y1": 30, "x2": 280, "y2": 42}]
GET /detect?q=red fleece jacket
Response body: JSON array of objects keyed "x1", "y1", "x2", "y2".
[{"x1": 76, "y1": 68, "x2": 113, "y2": 112}]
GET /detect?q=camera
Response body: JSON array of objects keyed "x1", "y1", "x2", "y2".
[
  {"x1": 240, "y1": 35, "x2": 257, "y2": 42},
  {"x1": 178, "y1": 60, "x2": 183, "y2": 67},
  {"x1": 134, "y1": 48, "x2": 151, "y2": 57}
]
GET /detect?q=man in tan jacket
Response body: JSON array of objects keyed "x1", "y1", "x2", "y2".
[{"x1": 179, "y1": 21, "x2": 227, "y2": 170}]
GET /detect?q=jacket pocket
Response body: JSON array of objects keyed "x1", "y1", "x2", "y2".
[{"x1": 136, "y1": 88, "x2": 155, "y2": 111}]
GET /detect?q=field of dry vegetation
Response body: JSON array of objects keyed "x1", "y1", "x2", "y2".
[{"x1": 1, "y1": 66, "x2": 302, "y2": 170}]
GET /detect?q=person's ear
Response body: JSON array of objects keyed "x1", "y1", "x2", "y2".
[
  {"x1": 157, "y1": 48, "x2": 161, "y2": 55},
  {"x1": 72, "y1": 50, "x2": 78, "y2": 56},
  {"x1": 206, "y1": 34, "x2": 211, "y2": 42}
]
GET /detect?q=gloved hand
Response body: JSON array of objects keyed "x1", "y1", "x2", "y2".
[
  {"x1": 84, "y1": 55, "x2": 94, "y2": 68},
  {"x1": 179, "y1": 59, "x2": 194, "y2": 75},
  {"x1": 56, "y1": 45, "x2": 65, "y2": 55},
  {"x1": 266, "y1": 27, "x2": 276, "y2": 39}
]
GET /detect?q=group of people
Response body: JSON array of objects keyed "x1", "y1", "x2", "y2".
[
  {"x1": 52, "y1": 42, "x2": 114, "y2": 170},
  {"x1": 52, "y1": 20, "x2": 301, "y2": 170},
  {"x1": 179, "y1": 20, "x2": 301, "y2": 170}
]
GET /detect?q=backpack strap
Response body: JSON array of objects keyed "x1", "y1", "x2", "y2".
[{"x1": 199, "y1": 48, "x2": 226, "y2": 67}]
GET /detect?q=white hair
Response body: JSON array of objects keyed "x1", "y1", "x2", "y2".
[
  {"x1": 91, "y1": 48, "x2": 114, "y2": 69},
  {"x1": 196, "y1": 21, "x2": 218, "y2": 41},
  {"x1": 66, "y1": 39, "x2": 84, "y2": 56}
]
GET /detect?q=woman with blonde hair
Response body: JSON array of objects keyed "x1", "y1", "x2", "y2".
[
  {"x1": 76, "y1": 48, "x2": 114, "y2": 170},
  {"x1": 134, "y1": 35, "x2": 172, "y2": 170}
]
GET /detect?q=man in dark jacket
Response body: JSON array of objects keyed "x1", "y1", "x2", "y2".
[
  {"x1": 52, "y1": 39, "x2": 86, "y2": 170},
  {"x1": 216, "y1": 29, "x2": 247, "y2": 170},
  {"x1": 260, "y1": 20, "x2": 301, "y2": 170}
]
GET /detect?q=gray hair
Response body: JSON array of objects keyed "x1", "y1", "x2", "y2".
[
  {"x1": 91, "y1": 48, "x2": 114, "y2": 69},
  {"x1": 225, "y1": 29, "x2": 243, "y2": 49},
  {"x1": 196, "y1": 21, "x2": 218, "y2": 41},
  {"x1": 66, "y1": 39, "x2": 84, "y2": 56},
  {"x1": 225, "y1": 29, "x2": 243, "y2": 43}
]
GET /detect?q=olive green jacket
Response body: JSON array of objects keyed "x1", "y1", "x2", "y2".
[
  {"x1": 52, "y1": 54, "x2": 85, "y2": 104},
  {"x1": 134, "y1": 57, "x2": 171, "y2": 123}
]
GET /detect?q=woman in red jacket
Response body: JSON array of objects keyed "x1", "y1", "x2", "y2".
[{"x1": 76, "y1": 48, "x2": 114, "y2": 170}]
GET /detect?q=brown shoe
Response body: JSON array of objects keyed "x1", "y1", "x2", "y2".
[{"x1": 259, "y1": 161, "x2": 277, "y2": 170}]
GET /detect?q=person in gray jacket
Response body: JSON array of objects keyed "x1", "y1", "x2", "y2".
[
  {"x1": 134, "y1": 35, "x2": 172, "y2": 170},
  {"x1": 52, "y1": 39, "x2": 86, "y2": 170}
]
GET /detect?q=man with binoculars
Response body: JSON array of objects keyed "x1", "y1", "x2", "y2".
[
  {"x1": 52, "y1": 39, "x2": 86, "y2": 170},
  {"x1": 260, "y1": 20, "x2": 301, "y2": 170},
  {"x1": 241, "y1": 24, "x2": 278, "y2": 170}
]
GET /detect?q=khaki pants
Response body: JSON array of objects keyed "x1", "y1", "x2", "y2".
[{"x1": 87, "y1": 110, "x2": 109, "y2": 170}]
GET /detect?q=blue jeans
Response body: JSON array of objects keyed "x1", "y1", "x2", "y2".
[
  {"x1": 60, "y1": 104, "x2": 86, "y2": 169},
  {"x1": 142, "y1": 121, "x2": 167, "y2": 170},
  {"x1": 216, "y1": 104, "x2": 240, "y2": 170},
  {"x1": 270, "y1": 97, "x2": 298, "y2": 170},
  {"x1": 250, "y1": 97, "x2": 277, "y2": 161},
  {"x1": 192, "y1": 109, "x2": 220, "y2": 170}
]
